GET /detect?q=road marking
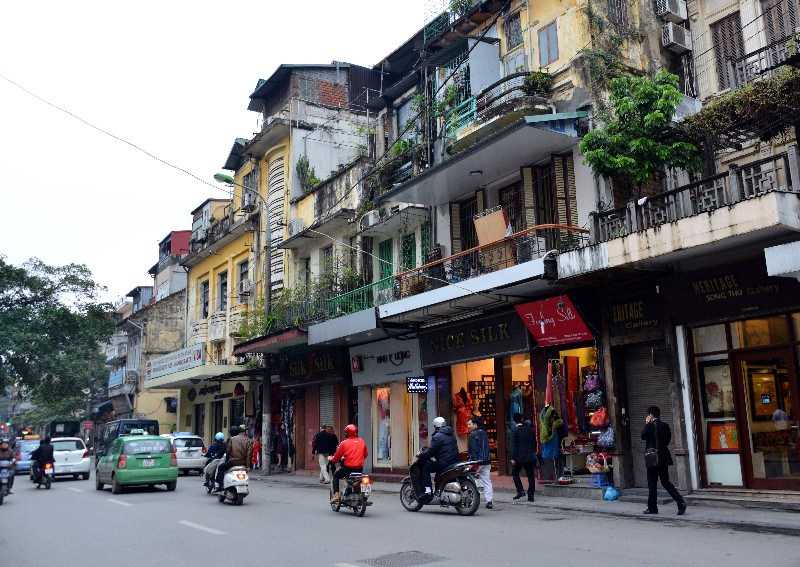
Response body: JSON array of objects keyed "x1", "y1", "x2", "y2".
[
  {"x1": 107, "y1": 498, "x2": 132, "y2": 507},
  {"x1": 67, "y1": 487, "x2": 83, "y2": 493},
  {"x1": 178, "y1": 520, "x2": 226, "y2": 536}
]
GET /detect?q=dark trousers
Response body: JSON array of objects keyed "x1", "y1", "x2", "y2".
[
  {"x1": 332, "y1": 466, "x2": 362, "y2": 495},
  {"x1": 421, "y1": 459, "x2": 447, "y2": 491},
  {"x1": 647, "y1": 465, "x2": 684, "y2": 512},
  {"x1": 512, "y1": 461, "x2": 535, "y2": 497},
  {"x1": 215, "y1": 459, "x2": 245, "y2": 487}
]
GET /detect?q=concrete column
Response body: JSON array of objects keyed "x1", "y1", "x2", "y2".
[{"x1": 786, "y1": 143, "x2": 800, "y2": 192}]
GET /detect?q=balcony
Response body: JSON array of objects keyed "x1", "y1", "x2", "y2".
[
  {"x1": 732, "y1": 35, "x2": 800, "y2": 88},
  {"x1": 561, "y1": 149, "x2": 800, "y2": 279},
  {"x1": 189, "y1": 320, "x2": 208, "y2": 345},
  {"x1": 185, "y1": 204, "x2": 258, "y2": 267},
  {"x1": 424, "y1": 0, "x2": 505, "y2": 48}
]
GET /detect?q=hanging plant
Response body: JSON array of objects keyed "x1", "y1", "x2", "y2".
[{"x1": 523, "y1": 71, "x2": 554, "y2": 96}]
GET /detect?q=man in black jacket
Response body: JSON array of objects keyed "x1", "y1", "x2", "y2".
[
  {"x1": 31, "y1": 437, "x2": 55, "y2": 482},
  {"x1": 468, "y1": 417, "x2": 493, "y2": 509},
  {"x1": 510, "y1": 413, "x2": 537, "y2": 502},
  {"x1": 419, "y1": 417, "x2": 458, "y2": 499},
  {"x1": 641, "y1": 406, "x2": 686, "y2": 515},
  {"x1": 312, "y1": 425, "x2": 338, "y2": 484}
]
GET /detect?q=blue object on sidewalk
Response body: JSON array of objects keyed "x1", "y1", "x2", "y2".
[{"x1": 603, "y1": 486, "x2": 620, "y2": 501}]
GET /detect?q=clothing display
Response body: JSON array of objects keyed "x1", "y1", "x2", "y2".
[
  {"x1": 539, "y1": 405, "x2": 563, "y2": 444},
  {"x1": 453, "y1": 388, "x2": 473, "y2": 437},
  {"x1": 376, "y1": 388, "x2": 391, "y2": 464}
]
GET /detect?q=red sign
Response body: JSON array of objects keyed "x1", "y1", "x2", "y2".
[
  {"x1": 82, "y1": 420, "x2": 94, "y2": 430},
  {"x1": 515, "y1": 295, "x2": 593, "y2": 347}
]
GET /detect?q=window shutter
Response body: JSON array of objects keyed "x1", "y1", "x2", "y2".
[
  {"x1": 475, "y1": 189, "x2": 485, "y2": 214},
  {"x1": 711, "y1": 12, "x2": 745, "y2": 90},
  {"x1": 449, "y1": 202, "x2": 462, "y2": 254},
  {"x1": 553, "y1": 154, "x2": 578, "y2": 226},
  {"x1": 521, "y1": 167, "x2": 537, "y2": 227}
]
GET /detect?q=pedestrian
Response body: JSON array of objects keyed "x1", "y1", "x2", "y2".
[
  {"x1": 252, "y1": 435, "x2": 262, "y2": 470},
  {"x1": 467, "y1": 417, "x2": 493, "y2": 509},
  {"x1": 312, "y1": 425, "x2": 338, "y2": 484},
  {"x1": 510, "y1": 413, "x2": 536, "y2": 502},
  {"x1": 642, "y1": 406, "x2": 686, "y2": 515}
]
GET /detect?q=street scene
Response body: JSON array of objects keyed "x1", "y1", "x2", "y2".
[{"x1": 2, "y1": 0, "x2": 800, "y2": 564}]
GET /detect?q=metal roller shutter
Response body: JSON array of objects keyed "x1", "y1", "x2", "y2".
[
  {"x1": 624, "y1": 343, "x2": 676, "y2": 488},
  {"x1": 319, "y1": 385, "x2": 335, "y2": 429}
]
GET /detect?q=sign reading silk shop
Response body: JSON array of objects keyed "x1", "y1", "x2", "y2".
[{"x1": 420, "y1": 312, "x2": 530, "y2": 367}]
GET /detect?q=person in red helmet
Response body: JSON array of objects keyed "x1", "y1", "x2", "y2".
[{"x1": 328, "y1": 424, "x2": 368, "y2": 503}]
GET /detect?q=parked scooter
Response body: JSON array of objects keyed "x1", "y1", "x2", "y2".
[
  {"x1": 0, "y1": 460, "x2": 14, "y2": 505},
  {"x1": 31, "y1": 462, "x2": 54, "y2": 490},
  {"x1": 328, "y1": 462, "x2": 372, "y2": 517},
  {"x1": 400, "y1": 455, "x2": 481, "y2": 516},
  {"x1": 217, "y1": 464, "x2": 249, "y2": 505}
]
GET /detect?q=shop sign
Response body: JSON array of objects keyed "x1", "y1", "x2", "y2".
[
  {"x1": 349, "y1": 339, "x2": 423, "y2": 386},
  {"x1": 406, "y1": 376, "x2": 429, "y2": 394},
  {"x1": 198, "y1": 383, "x2": 221, "y2": 397},
  {"x1": 145, "y1": 344, "x2": 205, "y2": 381},
  {"x1": 282, "y1": 348, "x2": 347, "y2": 386},
  {"x1": 108, "y1": 368, "x2": 126, "y2": 388},
  {"x1": 515, "y1": 295, "x2": 593, "y2": 347},
  {"x1": 669, "y1": 259, "x2": 800, "y2": 324},
  {"x1": 419, "y1": 312, "x2": 530, "y2": 367},
  {"x1": 607, "y1": 291, "x2": 663, "y2": 343}
]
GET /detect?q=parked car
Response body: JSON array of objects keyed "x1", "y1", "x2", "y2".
[
  {"x1": 162, "y1": 433, "x2": 206, "y2": 475},
  {"x1": 14, "y1": 438, "x2": 41, "y2": 475},
  {"x1": 95, "y1": 419, "x2": 159, "y2": 463},
  {"x1": 52, "y1": 437, "x2": 91, "y2": 480},
  {"x1": 95, "y1": 433, "x2": 177, "y2": 494}
]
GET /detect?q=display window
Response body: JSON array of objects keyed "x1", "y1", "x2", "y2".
[
  {"x1": 372, "y1": 383, "x2": 413, "y2": 469},
  {"x1": 374, "y1": 386, "x2": 392, "y2": 467},
  {"x1": 450, "y1": 358, "x2": 495, "y2": 455}
]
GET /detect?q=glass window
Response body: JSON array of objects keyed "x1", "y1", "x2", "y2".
[
  {"x1": 692, "y1": 324, "x2": 727, "y2": 353},
  {"x1": 200, "y1": 280, "x2": 209, "y2": 319},
  {"x1": 378, "y1": 239, "x2": 393, "y2": 279},
  {"x1": 730, "y1": 316, "x2": 790, "y2": 349},
  {"x1": 504, "y1": 12, "x2": 523, "y2": 51},
  {"x1": 218, "y1": 271, "x2": 228, "y2": 312},
  {"x1": 52, "y1": 440, "x2": 84, "y2": 451},
  {"x1": 238, "y1": 261, "x2": 249, "y2": 287},
  {"x1": 123, "y1": 439, "x2": 171, "y2": 455},
  {"x1": 374, "y1": 386, "x2": 392, "y2": 467},
  {"x1": 538, "y1": 21, "x2": 559, "y2": 67},
  {"x1": 174, "y1": 437, "x2": 204, "y2": 448}
]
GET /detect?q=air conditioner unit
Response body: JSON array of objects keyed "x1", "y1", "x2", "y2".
[
  {"x1": 241, "y1": 190, "x2": 257, "y2": 213},
  {"x1": 238, "y1": 279, "x2": 252, "y2": 303},
  {"x1": 288, "y1": 218, "x2": 306, "y2": 237},
  {"x1": 662, "y1": 22, "x2": 692, "y2": 54},
  {"x1": 360, "y1": 209, "x2": 381, "y2": 231},
  {"x1": 655, "y1": 0, "x2": 687, "y2": 23}
]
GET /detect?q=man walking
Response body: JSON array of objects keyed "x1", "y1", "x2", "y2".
[
  {"x1": 467, "y1": 417, "x2": 493, "y2": 509},
  {"x1": 312, "y1": 425, "x2": 338, "y2": 484},
  {"x1": 642, "y1": 406, "x2": 686, "y2": 515},
  {"x1": 510, "y1": 413, "x2": 536, "y2": 502}
]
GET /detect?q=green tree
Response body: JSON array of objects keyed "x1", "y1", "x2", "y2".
[
  {"x1": 0, "y1": 257, "x2": 113, "y2": 419},
  {"x1": 579, "y1": 70, "x2": 701, "y2": 192}
]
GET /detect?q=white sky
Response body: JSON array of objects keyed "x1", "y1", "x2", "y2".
[{"x1": 0, "y1": 0, "x2": 424, "y2": 301}]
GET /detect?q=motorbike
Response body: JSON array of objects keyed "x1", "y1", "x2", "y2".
[
  {"x1": 0, "y1": 460, "x2": 14, "y2": 505},
  {"x1": 400, "y1": 455, "x2": 481, "y2": 516},
  {"x1": 328, "y1": 462, "x2": 372, "y2": 517},
  {"x1": 32, "y1": 462, "x2": 54, "y2": 490},
  {"x1": 217, "y1": 463, "x2": 249, "y2": 505}
]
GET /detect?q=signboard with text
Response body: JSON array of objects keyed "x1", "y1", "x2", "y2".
[
  {"x1": 349, "y1": 338, "x2": 423, "y2": 386},
  {"x1": 406, "y1": 376, "x2": 429, "y2": 394},
  {"x1": 145, "y1": 344, "x2": 205, "y2": 381},
  {"x1": 515, "y1": 295, "x2": 593, "y2": 347}
]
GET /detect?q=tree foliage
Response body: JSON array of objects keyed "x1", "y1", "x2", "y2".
[
  {"x1": 579, "y1": 70, "x2": 702, "y2": 189},
  {"x1": 0, "y1": 257, "x2": 114, "y2": 418}
]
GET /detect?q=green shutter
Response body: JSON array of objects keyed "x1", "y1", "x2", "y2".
[
  {"x1": 401, "y1": 233, "x2": 417, "y2": 270},
  {"x1": 420, "y1": 222, "x2": 432, "y2": 258},
  {"x1": 378, "y1": 239, "x2": 393, "y2": 279}
]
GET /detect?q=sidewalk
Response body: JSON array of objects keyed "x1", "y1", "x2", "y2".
[{"x1": 252, "y1": 470, "x2": 800, "y2": 536}]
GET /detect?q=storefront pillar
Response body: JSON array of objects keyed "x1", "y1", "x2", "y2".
[
  {"x1": 600, "y1": 314, "x2": 624, "y2": 488},
  {"x1": 358, "y1": 388, "x2": 373, "y2": 473},
  {"x1": 494, "y1": 357, "x2": 508, "y2": 475}
]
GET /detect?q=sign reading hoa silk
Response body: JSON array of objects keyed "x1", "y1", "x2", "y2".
[{"x1": 515, "y1": 295, "x2": 593, "y2": 347}]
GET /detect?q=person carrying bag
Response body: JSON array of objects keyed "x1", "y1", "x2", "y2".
[{"x1": 641, "y1": 406, "x2": 686, "y2": 516}]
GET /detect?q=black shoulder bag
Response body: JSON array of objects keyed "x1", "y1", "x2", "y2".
[{"x1": 644, "y1": 421, "x2": 660, "y2": 469}]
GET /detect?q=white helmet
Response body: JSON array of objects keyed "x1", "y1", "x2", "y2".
[{"x1": 433, "y1": 416, "x2": 446, "y2": 429}]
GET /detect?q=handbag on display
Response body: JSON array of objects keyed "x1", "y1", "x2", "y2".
[
  {"x1": 597, "y1": 426, "x2": 616, "y2": 448},
  {"x1": 586, "y1": 390, "x2": 604, "y2": 410},
  {"x1": 590, "y1": 407, "x2": 609, "y2": 428},
  {"x1": 584, "y1": 373, "x2": 601, "y2": 392},
  {"x1": 586, "y1": 452, "x2": 609, "y2": 473}
]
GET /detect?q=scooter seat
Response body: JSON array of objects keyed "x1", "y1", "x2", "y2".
[
  {"x1": 228, "y1": 466, "x2": 248, "y2": 472},
  {"x1": 347, "y1": 473, "x2": 364, "y2": 481}
]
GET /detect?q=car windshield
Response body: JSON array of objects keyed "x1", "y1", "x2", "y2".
[
  {"x1": 123, "y1": 439, "x2": 171, "y2": 455},
  {"x1": 18, "y1": 441, "x2": 40, "y2": 455},
  {"x1": 174, "y1": 438, "x2": 204, "y2": 448},
  {"x1": 52, "y1": 440, "x2": 84, "y2": 451}
]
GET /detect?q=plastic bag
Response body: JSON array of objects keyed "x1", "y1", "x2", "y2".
[{"x1": 603, "y1": 486, "x2": 620, "y2": 501}]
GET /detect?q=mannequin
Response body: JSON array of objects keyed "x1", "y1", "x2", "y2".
[{"x1": 453, "y1": 387, "x2": 472, "y2": 438}]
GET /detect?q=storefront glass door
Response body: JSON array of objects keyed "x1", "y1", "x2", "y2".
[{"x1": 736, "y1": 350, "x2": 800, "y2": 490}]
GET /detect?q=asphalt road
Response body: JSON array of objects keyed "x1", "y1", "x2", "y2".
[{"x1": 2, "y1": 471, "x2": 798, "y2": 567}]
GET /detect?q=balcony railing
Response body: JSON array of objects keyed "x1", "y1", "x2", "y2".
[
  {"x1": 189, "y1": 204, "x2": 255, "y2": 254},
  {"x1": 591, "y1": 151, "x2": 799, "y2": 244},
  {"x1": 731, "y1": 34, "x2": 800, "y2": 88}
]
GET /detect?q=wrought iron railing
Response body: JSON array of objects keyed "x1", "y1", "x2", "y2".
[
  {"x1": 327, "y1": 277, "x2": 395, "y2": 316},
  {"x1": 189, "y1": 204, "x2": 254, "y2": 254},
  {"x1": 731, "y1": 33, "x2": 800, "y2": 88},
  {"x1": 591, "y1": 151, "x2": 799, "y2": 243}
]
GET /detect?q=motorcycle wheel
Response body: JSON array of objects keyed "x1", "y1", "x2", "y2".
[
  {"x1": 353, "y1": 497, "x2": 367, "y2": 517},
  {"x1": 0, "y1": 490, "x2": 4, "y2": 506},
  {"x1": 400, "y1": 480, "x2": 423, "y2": 512},
  {"x1": 205, "y1": 479, "x2": 213, "y2": 494},
  {"x1": 454, "y1": 478, "x2": 480, "y2": 516},
  {"x1": 235, "y1": 493, "x2": 245, "y2": 506},
  {"x1": 45, "y1": 477, "x2": 52, "y2": 490}
]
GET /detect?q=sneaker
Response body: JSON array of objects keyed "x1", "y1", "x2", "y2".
[
  {"x1": 643, "y1": 509, "x2": 658, "y2": 515},
  {"x1": 485, "y1": 502, "x2": 493, "y2": 510},
  {"x1": 513, "y1": 493, "x2": 525, "y2": 500},
  {"x1": 677, "y1": 503, "x2": 687, "y2": 516},
  {"x1": 527, "y1": 495, "x2": 535, "y2": 503}
]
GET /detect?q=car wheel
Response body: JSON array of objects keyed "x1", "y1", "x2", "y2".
[
  {"x1": 95, "y1": 475, "x2": 104, "y2": 491},
  {"x1": 74, "y1": 475, "x2": 80, "y2": 480},
  {"x1": 82, "y1": 473, "x2": 90, "y2": 481},
  {"x1": 111, "y1": 477, "x2": 122, "y2": 495},
  {"x1": 166, "y1": 481, "x2": 177, "y2": 492}
]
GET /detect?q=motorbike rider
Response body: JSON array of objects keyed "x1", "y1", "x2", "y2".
[
  {"x1": 204, "y1": 432, "x2": 226, "y2": 484},
  {"x1": 214, "y1": 426, "x2": 252, "y2": 492},
  {"x1": 0, "y1": 437, "x2": 16, "y2": 492},
  {"x1": 328, "y1": 424, "x2": 367, "y2": 504},
  {"x1": 30, "y1": 436, "x2": 55, "y2": 482},
  {"x1": 418, "y1": 417, "x2": 459, "y2": 499}
]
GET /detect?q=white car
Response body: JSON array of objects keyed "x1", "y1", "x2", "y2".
[
  {"x1": 162, "y1": 433, "x2": 206, "y2": 475},
  {"x1": 51, "y1": 437, "x2": 91, "y2": 480}
]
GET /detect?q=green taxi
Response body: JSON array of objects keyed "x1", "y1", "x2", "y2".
[{"x1": 95, "y1": 433, "x2": 178, "y2": 494}]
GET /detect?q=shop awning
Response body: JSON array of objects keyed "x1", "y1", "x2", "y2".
[
  {"x1": 514, "y1": 295, "x2": 593, "y2": 347},
  {"x1": 144, "y1": 364, "x2": 241, "y2": 390},
  {"x1": 233, "y1": 328, "x2": 308, "y2": 355}
]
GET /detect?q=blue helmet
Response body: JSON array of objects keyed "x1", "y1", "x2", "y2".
[{"x1": 214, "y1": 432, "x2": 224, "y2": 442}]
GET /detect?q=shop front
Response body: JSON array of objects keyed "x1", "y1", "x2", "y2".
[
  {"x1": 279, "y1": 348, "x2": 353, "y2": 473},
  {"x1": 673, "y1": 257, "x2": 800, "y2": 491},
  {"x1": 179, "y1": 380, "x2": 255, "y2": 444},
  {"x1": 349, "y1": 338, "x2": 431, "y2": 473},
  {"x1": 419, "y1": 311, "x2": 536, "y2": 475}
]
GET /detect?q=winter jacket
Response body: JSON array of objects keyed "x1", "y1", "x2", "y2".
[
  {"x1": 422, "y1": 426, "x2": 459, "y2": 469},
  {"x1": 467, "y1": 428, "x2": 490, "y2": 464},
  {"x1": 641, "y1": 419, "x2": 674, "y2": 467},
  {"x1": 226, "y1": 433, "x2": 253, "y2": 467},
  {"x1": 331, "y1": 437, "x2": 368, "y2": 468},
  {"x1": 31, "y1": 443, "x2": 55, "y2": 465},
  {"x1": 206, "y1": 441, "x2": 225, "y2": 461},
  {"x1": 511, "y1": 421, "x2": 537, "y2": 463},
  {"x1": 312, "y1": 430, "x2": 339, "y2": 455}
]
